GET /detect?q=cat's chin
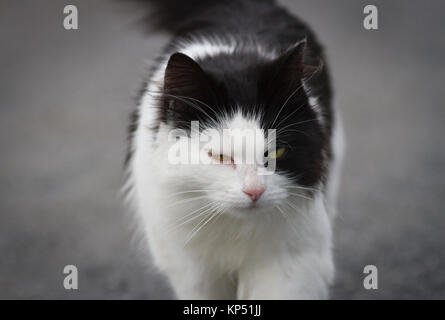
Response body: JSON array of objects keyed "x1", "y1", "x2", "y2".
[{"x1": 224, "y1": 202, "x2": 273, "y2": 219}]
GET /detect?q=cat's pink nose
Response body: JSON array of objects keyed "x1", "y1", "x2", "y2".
[{"x1": 243, "y1": 185, "x2": 265, "y2": 202}]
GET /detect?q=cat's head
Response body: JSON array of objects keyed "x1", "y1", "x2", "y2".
[{"x1": 158, "y1": 40, "x2": 332, "y2": 217}]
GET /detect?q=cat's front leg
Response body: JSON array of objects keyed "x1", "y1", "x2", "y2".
[{"x1": 237, "y1": 251, "x2": 334, "y2": 299}]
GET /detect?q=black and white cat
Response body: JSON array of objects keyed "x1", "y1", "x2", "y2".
[{"x1": 125, "y1": 0, "x2": 344, "y2": 299}]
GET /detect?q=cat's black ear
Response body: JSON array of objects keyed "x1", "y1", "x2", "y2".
[
  {"x1": 163, "y1": 52, "x2": 215, "y2": 108},
  {"x1": 262, "y1": 39, "x2": 324, "y2": 106},
  {"x1": 273, "y1": 39, "x2": 324, "y2": 85}
]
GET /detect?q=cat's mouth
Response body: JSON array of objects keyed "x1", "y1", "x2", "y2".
[
  {"x1": 247, "y1": 201, "x2": 260, "y2": 209},
  {"x1": 224, "y1": 200, "x2": 273, "y2": 218}
]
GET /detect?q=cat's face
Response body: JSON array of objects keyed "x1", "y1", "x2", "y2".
[{"x1": 159, "y1": 41, "x2": 331, "y2": 217}]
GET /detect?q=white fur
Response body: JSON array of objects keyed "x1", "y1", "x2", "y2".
[{"x1": 127, "y1": 39, "x2": 344, "y2": 299}]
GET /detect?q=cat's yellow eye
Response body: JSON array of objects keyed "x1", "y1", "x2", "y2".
[
  {"x1": 210, "y1": 152, "x2": 231, "y2": 164},
  {"x1": 268, "y1": 147, "x2": 286, "y2": 159}
]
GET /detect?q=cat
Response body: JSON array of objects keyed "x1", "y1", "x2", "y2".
[{"x1": 124, "y1": 0, "x2": 344, "y2": 299}]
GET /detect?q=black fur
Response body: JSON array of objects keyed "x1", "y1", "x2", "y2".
[{"x1": 127, "y1": 0, "x2": 333, "y2": 188}]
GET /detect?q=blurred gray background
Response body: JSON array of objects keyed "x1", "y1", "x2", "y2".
[{"x1": 1, "y1": 0, "x2": 444, "y2": 299}]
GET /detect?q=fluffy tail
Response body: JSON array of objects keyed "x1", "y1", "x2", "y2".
[{"x1": 137, "y1": 0, "x2": 275, "y2": 32}]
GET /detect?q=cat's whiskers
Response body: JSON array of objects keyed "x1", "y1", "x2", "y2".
[
  {"x1": 270, "y1": 83, "x2": 305, "y2": 129},
  {"x1": 166, "y1": 189, "x2": 216, "y2": 198},
  {"x1": 276, "y1": 118, "x2": 320, "y2": 134},
  {"x1": 288, "y1": 192, "x2": 314, "y2": 201},
  {"x1": 171, "y1": 94, "x2": 219, "y2": 119},
  {"x1": 166, "y1": 195, "x2": 209, "y2": 208},
  {"x1": 276, "y1": 204, "x2": 300, "y2": 236},
  {"x1": 284, "y1": 199, "x2": 305, "y2": 215},
  {"x1": 284, "y1": 185, "x2": 321, "y2": 193},
  {"x1": 166, "y1": 201, "x2": 219, "y2": 233},
  {"x1": 274, "y1": 101, "x2": 306, "y2": 129},
  {"x1": 168, "y1": 200, "x2": 218, "y2": 225},
  {"x1": 269, "y1": 63, "x2": 323, "y2": 129},
  {"x1": 276, "y1": 129, "x2": 311, "y2": 139},
  {"x1": 163, "y1": 93, "x2": 219, "y2": 127},
  {"x1": 184, "y1": 204, "x2": 224, "y2": 246}
]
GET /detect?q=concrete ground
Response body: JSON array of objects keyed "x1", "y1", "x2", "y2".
[{"x1": 1, "y1": 0, "x2": 444, "y2": 299}]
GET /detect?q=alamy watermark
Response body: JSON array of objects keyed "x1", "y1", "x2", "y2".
[
  {"x1": 63, "y1": 265, "x2": 78, "y2": 290},
  {"x1": 63, "y1": 5, "x2": 78, "y2": 30},
  {"x1": 167, "y1": 121, "x2": 279, "y2": 175},
  {"x1": 363, "y1": 5, "x2": 378, "y2": 30},
  {"x1": 363, "y1": 265, "x2": 378, "y2": 290}
]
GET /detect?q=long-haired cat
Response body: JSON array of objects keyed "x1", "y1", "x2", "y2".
[{"x1": 124, "y1": 0, "x2": 344, "y2": 299}]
